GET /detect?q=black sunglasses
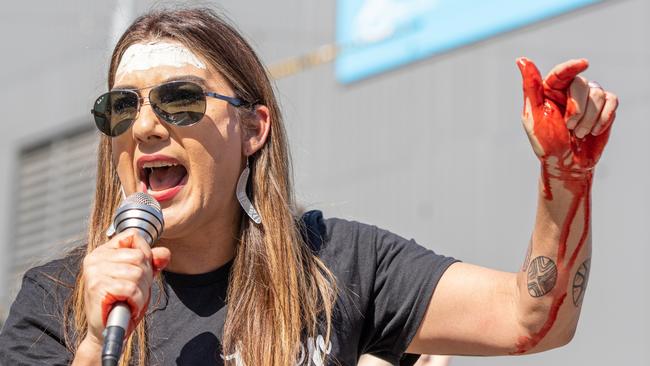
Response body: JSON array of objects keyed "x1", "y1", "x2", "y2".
[{"x1": 91, "y1": 80, "x2": 251, "y2": 137}]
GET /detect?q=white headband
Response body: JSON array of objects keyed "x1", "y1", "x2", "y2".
[{"x1": 116, "y1": 41, "x2": 207, "y2": 76}]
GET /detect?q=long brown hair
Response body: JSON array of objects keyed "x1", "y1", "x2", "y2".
[{"x1": 65, "y1": 8, "x2": 337, "y2": 365}]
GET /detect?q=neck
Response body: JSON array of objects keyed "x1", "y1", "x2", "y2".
[{"x1": 158, "y1": 211, "x2": 241, "y2": 275}]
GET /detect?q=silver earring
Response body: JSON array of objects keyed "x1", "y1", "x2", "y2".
[{"x1": 236, "y1": 158, "x2": 262, "y2": 224}]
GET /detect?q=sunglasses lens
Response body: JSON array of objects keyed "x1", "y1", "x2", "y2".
[
  {"x1": 92, "y1": 91, "x2": 138, "y2": 136},
  {"x1": 150, "y1": 81, "x2": 206, "y2": 126}
]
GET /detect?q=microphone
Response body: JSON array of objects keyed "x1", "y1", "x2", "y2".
[{"x1": 101, "y1": 192, "x2": 164, "y2": 366}]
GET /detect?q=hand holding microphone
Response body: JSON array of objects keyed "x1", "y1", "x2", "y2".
[{"x1": 79, "y1": 193, "x2": 170, "y2": 366}]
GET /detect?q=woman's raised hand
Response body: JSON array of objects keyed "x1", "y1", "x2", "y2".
[
  {"x1": 516, "y1": 57, "x2": 618, "y2": 177},
  {"x1": 80, "y1": 230, "x2": 171, "y2": 346}
]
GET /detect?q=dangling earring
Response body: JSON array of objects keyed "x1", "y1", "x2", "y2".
[
  {"x1": 236, "y1": 157, "x2": 262, "y2": 224},
  {"x1": 120, "y1": 185, "x2": 127, "y2": 200}
]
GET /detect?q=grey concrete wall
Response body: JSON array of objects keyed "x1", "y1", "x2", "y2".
[
  {"x1": 1, "y1": 0, "x2": 647, "y2": 365},
  {"x1": 0, "y1": 1, "x2": 111, "y2": 309}
]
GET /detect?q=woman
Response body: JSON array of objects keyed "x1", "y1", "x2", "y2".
[{"x1": 0, "y1": 7, "x2": 618, "y2": 366}]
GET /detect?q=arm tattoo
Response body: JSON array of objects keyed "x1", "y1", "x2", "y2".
[
  {"x1": 527, "y1": 256, "x2": 557, "y2": 297},
  {"x1": 572, "y1": 258, "x2": 591, "y2": 306}
]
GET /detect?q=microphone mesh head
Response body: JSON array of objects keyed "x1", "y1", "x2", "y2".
[{"x1": 123, "y1": 192, "x2": 161, "y2": 211}]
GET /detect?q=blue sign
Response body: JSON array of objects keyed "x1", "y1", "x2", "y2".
[{"x1": 336, "y1": 0, "x2": 603, "y2": 83}]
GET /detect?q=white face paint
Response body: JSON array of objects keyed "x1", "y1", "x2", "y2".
[{"x1": 115, "y1": 41, "x2": 207, "y2": 76}]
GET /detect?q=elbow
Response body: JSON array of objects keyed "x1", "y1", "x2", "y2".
[
  {"x1": 551, "y1": 325, "x2": 577, "y2": 349},
  {"x1": 513, "y1": 304, "x2": 580, "y2": 354},
  {"x1": 509, "y1": 325, "x2": 577, "y2": 355},
  {"x1": 540, "y1": 326, "x2": 577, "y2": 353}
]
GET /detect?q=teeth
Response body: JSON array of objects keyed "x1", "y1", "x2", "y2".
[{"x1": 142, "y1": 161, "x2": 179, "y2": 169}]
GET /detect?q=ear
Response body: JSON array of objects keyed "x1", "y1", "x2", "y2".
[{"x1": 240, "y1": 104, "x2": 271, "y2": 157}]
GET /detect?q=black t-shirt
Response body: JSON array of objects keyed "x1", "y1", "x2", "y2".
[{"x1": 0, "y1": 212, "x2": 457, "y2": 366}]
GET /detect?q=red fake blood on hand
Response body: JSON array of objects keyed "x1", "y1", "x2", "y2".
[
  {"x1": 99, "y1": 235, "x2": 154, "y2": 337},
  {"x1": 153, "y1": 256, "x2": 170, "y2": 274},
  {"x1": 516, "y1": 58, "x2": 610, "y2": 196},
  {"x1": 511, "y1": 58, "x2": 610, "y2": 354},
  {"x1": 564, "y1": 98, "x2": 579, "y2": 124},
  {"x1": 101, "y1": 294, "x2": 146, "y2": 337}
]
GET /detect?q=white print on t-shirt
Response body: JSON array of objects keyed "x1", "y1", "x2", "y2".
[
  {"x1": 221, "y1": 335, "x2": 332, "y2": 366},
  {"x1": 296, "y1": 335, "x2": 332, "y2": 366}
]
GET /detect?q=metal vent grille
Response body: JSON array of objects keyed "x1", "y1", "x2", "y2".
[{"x1": 12, "y1": 126, "x2": 98, "y2": 278}]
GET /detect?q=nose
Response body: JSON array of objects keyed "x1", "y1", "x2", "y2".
[{"x1": 132, "y1": 98, "x2": 170, "y2": 143}]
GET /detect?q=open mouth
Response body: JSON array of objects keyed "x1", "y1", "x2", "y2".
[{"x1": 139, "y1": 159, "x2": 188, "y2": 202}]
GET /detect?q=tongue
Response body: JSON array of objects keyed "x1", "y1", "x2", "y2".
[{"x1": 148, "y1": 165, "x2": 187, "y2": 191}]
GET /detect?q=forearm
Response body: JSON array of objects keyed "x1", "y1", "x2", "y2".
[
  {"x1": 514, "y1": 166, "x2": 593, "y2": 354},
  {"x1": 71, "y1": 337, "x2": 102, "y2": 366},
  {"x1": 409, "y1": 58, "x2": 615, "y2": 356}
]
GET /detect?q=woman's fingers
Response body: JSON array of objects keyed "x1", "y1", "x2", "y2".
[
  {"x1": 565, "y1": 76, "x2": 589, "y2": 130},
  {"x1": 544, "y1": 59, "x2": 617, "y2": 138},
  {"x1": 107, "y1": 248, "x2": 151, "y2": 267},
  {"x1": 116, "y1": 229, "x2": 154, "y2": 259},
  {"x1": 152, "y1": 246, "x2": 172, "y2": 274},
  {"x1": 544, "y1": 58, "x2": 589, "y2": 91},
  {"x1": 105, "y1": 262, "x2": 149, "y2": 283},
  {"x1": 82, "y1": 229, "x2": 166, "y2": 340},
  {"x1": 592, "y1": 92, "x2": 619, "y2": 136},
  {"x1": 106, "y1": 280, "x2": 146, "y2": 307},
  {"x1": 542, "y1": 59, "x2": 589, "y2": 106},
  {"x1": 117, "y1": 235, "x2": 134, "y2": 248},
  {"x1": 574, "y1": 83, "x2": 607, "y2": 138},
  {"x1": 516, "y1": 57, "x2": 544, "y2": 109},
  {"x1": 98, "y1": 278, "x2": 149, "y2": 327},
  {"x1": 91, "y1": 231, "x2": 154, "y2": 267},
  {"x1": 85, "y1": 264, "x2": 151, "y2": 305},
  {"x1": 106, "y1": 238, "x2": 170, "y2": 274}
]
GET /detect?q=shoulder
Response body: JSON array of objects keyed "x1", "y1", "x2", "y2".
[
  {"x1": 300, "y1": 209, "x2": 387, "y2": 252},
  {"x1": 0, "y1": 247, "x2": 84, "y2": 365},
  {"x1": 20, "y1": 246, "x2": 84, "y2": 303},
  {"x1": 23, "y1": 247, "x2": 84, "y2": 286},
  {"x1": 301, "y1": 210, "x2": 447, "y2": 281},
  {"x1": 301, "y1": 210, "x2": 429, "y2": 260}
]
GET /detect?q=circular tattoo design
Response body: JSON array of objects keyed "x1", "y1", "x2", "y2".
[
  {"x1": 572, "y1": 259, "x2": 591, "y2": 306},
  {"x1": 527, "y1": 256, "x2": 557, "y2": 297}
]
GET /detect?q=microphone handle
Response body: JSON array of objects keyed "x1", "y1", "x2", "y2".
[{"x1": 102, "y1": 303, "x2": 130, "y2": 366}]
